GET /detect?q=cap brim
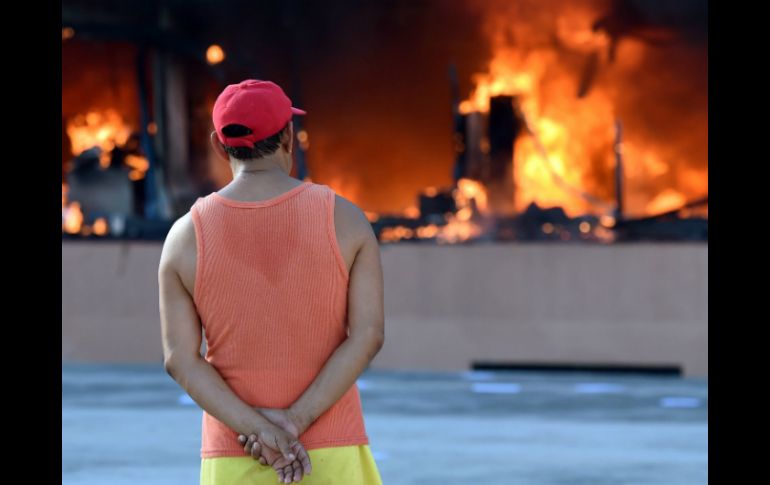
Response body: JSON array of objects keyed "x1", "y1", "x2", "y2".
[{"x1": 291, "y1": 107, "x2": 307, "y2": 115}]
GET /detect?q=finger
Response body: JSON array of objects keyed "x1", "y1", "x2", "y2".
[
  {"x1": 276, "y1": 468, "x2": 284, "y2": 483},
  {"x1": 238, "y1": 434, "x2": 246, "y2": 444},
  {"x1": 292, "y1": 460, "x2": 303, "y2": 482},
  {"x1": 272, "y1": 456, "x2": 290, "y2": 470},
  {"x1": 293, "y1": 443, "x2": 312, "y2": 476},
  {"x1": 283, "y1": 464, "x2": 293, "y2": 483},
  {"x1": 251, "y1": 441, "x2": 262, "y2": 461},
  {"x1": 247, "y1": 434, "x2": 260, "y2": 455},
  {"x1": 245, "y1": 435, "x2": 258, "y2": 455}
]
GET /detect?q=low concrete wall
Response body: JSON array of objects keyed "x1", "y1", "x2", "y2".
[{"x1": 62, "y1": 242, "x2": 708, "y2": 376}]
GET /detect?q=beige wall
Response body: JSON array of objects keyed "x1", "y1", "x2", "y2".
[{"x1": 62, "y1": 242, "x2": 708, "y2": 376}]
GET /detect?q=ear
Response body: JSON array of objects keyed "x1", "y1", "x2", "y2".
[
  {"x1": 210, "y1": 131, "x2": 230, "y2": 162},
  {"x1": 281, "y1": 122, "x2": 294, "y2": 154}
]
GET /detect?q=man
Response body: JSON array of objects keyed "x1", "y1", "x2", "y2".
[{"x1": 159, "y1": 79, "x2": 385, "y2": 484}]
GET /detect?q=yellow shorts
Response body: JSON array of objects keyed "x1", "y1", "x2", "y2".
[{"x1": 200, "y1": 444, "x2": 383, "y2": 484}]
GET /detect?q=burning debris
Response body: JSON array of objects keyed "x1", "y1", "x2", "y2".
[
  {"x1": 61, "y1": 0, "x2": 706, "y2": 244},
  {"x1": 371, "y1": 0, "x2": 707, "y2": 244},
  {"x1": 62, "y1": 109, "x2": 171, "y2": 239}
]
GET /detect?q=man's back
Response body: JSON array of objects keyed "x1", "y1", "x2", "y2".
[
  {"x1": 169, "y1": 179, "x2": 375, "y2": 304},
  {"x1": 163, "y1": 179, "x2": 380, "y2": 458}
]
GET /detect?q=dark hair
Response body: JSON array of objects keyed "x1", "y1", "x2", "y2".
[{"x1": 220, "y1": 122, "x2": 290, "y2": 160}]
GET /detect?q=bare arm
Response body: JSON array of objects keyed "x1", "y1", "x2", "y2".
[
  {"x1": 288, "y1": 201, "x2": 385, "y2": 433},
  {"x1": 159, "y1": 215, "x2": 296, "y2": 457}
]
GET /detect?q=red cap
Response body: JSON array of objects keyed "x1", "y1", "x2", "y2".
[{"x1": 213, "y1": 79, "x2": 306, "y2": 148}]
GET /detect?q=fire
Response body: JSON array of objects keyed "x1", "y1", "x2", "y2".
[
  {"x1": 380, "y1": 178, "x2": 488, "y2": 244},
  {"x1": 125, "y1": 154, "x2": 149, "y2": 181},
  {"x1": 66, "y1": 109, "x2": 131, "y2": 159},
  {"x1": 62, "y1": 181, "x2": 111, "y2": 237},
  {"x1": 460, "y1": 22, "x2": 616, "y2": 217},
  {"x1": 645, "y1": 189, "x2": 686, "y2": 215},
  {"x1": 93, "y1": 218, "x2": 109, "y2": 236},
  {"x1": 599, "y1": 215, "x2": 616, "y2": 228},
  {"x1": 296, "y1": 130, "x2": 310, "y2": 150},
  {"x1": 454, "y1": 178, "x2": 488, "y2": 215},
  {"x1": 432, "y1": 178, "x2": 487, "y2": 243},
  {"x1": 415, "y1": 225, "x2": 439, "y2": 238},
  {"x1": 379, "y1": 226, "x2": 414, "y2": 243},
  {"x1": 435, "y1": 213, "x2": 483, "y2": 244},
  {"x1": 63, "y1": 109, "x2": 143, "y2": 237},
  {"x1": 62, "y1": 201, "x2": 83, "y2": 235},
  {"x1": 458, "y1": 0, "x2": 707, "y2": 218},
  {"x1": 403, "y1": 206, "x2": 420, "y2": 219},
  {"x1": 375, "y1": 1, "x2": 705, "y2": 243},
  {"x1": 206, "y1": 44, "x2": 225, "y2": 65},
  {"x1": 61, "y1": 204, "x2": 110, "y2": 238}
]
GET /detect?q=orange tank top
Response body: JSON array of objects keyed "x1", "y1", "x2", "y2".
[{"x1": 190, "y1": 181, "x2": 369, "y2": 458}]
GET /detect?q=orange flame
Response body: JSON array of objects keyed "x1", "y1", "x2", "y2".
[
  {"x1": 66, "y1": 109, "x2": 131, "y2": 158},
  {"x1": 206, "y1": 44, "x2": 226, "y2": 65},
  {"x1": 62, "y1": 201, "x2": 84, "y2": 234},
  {"x1": 459, "y1": 0, "x2": 707, "y2": 218},
  {"x1": 382, "y1": 178, "x2": 488, "y2": 243},
  {"x1": 455, "y1": 178, "x2": 488, "y2": 215},
  {"x1": 645, "y1": 188, "x2": 686, "y2": 215},
  {"x1": 93, "y1": 218, "x2": 109, "y2": 236},
  {"x1": 125, "y1": 154, "x2": 150, "y2": 181}
]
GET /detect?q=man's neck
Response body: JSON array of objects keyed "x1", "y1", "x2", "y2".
[{"x1": 230, "y1": 158, "x2": 287, "y2": 180}]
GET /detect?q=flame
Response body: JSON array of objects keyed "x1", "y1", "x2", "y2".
[
  {"x1": 462, "y1": 39, "x2": 615, "y2": 216},
  {"x1": 63, "y1": 176, "x2": 112, "y2": 237},
  {"x1": 435, "y1": 213, "x2": 483, "y2": 244},
  {"x1": 296, "y1": 130, "x2": 310, "y2": 150},
  {"x1": 599, "y1": 214, "x2": 616, "y2": 228},
  {"x1": 459, "y1": 0, "x2": 707, "y2": 218},
  {"x1": 206, "y1": 44, "x2": 226, "y2": 65},
  {"x1": 93, "y1": 217, "x2": 109, "y2": 236},
  {"x1": 403, "y1": 206, "x2": 420, "y2": 219},
  {"x1": 62, "y1": 201, "x2": 83, "y2": 234},
  {"x1": 454, "y1": 178, "x2": 489, "y2": 215},
  {"x1": 415, "y1": 225, "x2": 439, "y2": 238},
  {"x1": 379, "y1": 225, "x2": 414, "y2": 243},
  {"x1": 66, "y1": 109, "x2": 131, "y2": 157},
  {"x1": 645, "y1": 189, "x2": 686, "y2": 215},
  {"x1": 381, "y1": 178, "x2": 488, "y2": 243},
  {"x1": 125, "y1": 154, "x2": 150, "y2": 181}
]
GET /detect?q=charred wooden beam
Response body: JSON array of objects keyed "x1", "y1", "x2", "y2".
[{"x1": 485, "y1": 95, "x2": 521, "y2": 215}]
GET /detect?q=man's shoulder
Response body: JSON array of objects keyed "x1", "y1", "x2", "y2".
[
  {"x1": 168, "y1": 211, "x2": 196, "y2": 242},
  {"x1": 325, "y1": 189, "x2": 376, "y2": 248},
  {"x1": 160, "y1": 211, "x2": 197, "y2": 269}
]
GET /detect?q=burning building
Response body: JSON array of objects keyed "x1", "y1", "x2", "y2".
[{"x1": 62, "y1": 0, "x2": 707, "y2": 243}]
